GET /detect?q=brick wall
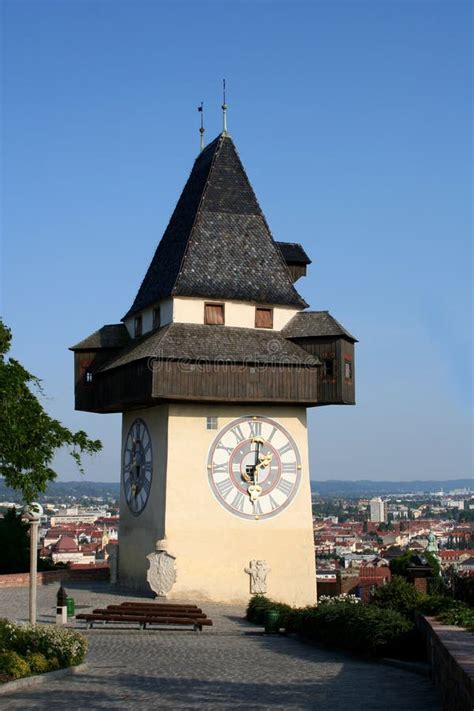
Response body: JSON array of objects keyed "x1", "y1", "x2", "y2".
[
  {"x1": 419, "y1": 616, "x2": 474, "y2": 711},
  {"x1": 0, "y1": 566, "x2": 109, "y2": 588}
]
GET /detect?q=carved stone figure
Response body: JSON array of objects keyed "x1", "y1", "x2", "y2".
[
  {"x1": 146, "y1": 539, "x2": 177, "y2": 597},
  {"x1": 245, "y1": 559, "x2": 270, "y2": 594},
  {"x1": 106, "y1": 543, "x2": 118, "y2": 585}
]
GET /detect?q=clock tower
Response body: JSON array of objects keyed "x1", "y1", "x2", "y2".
[{"x1": 71, "y1": 130, "x2": 356, "y2": 606}]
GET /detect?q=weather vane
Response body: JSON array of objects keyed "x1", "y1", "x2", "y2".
[
  {"x1": 198, "y1": 102, "x2": 205, "y2": 152},
  {"x1": 222, "y1": 79, "x2": 228, "y2": 135}
]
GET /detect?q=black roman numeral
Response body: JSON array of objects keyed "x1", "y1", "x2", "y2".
[
  {"x1": 282, "y1": 462, "x2": 297, "y2": 475},
  {"x1": 213, "y1": 461, "x2": 228, "y2": 474},
  {"x1": 278, "y1": 442, "x2": 293, "y2": 456}
]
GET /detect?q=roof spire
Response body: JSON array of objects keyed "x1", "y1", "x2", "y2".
[
  {"x1": 221, "y1": 79, "x2": 228, "y2": 135},
  {"x1": 198, "y1": 102, "x2": 205, "y2": 152}
]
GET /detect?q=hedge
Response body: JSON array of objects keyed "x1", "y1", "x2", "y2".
[{"x1": 247, "y1": 595, "x2": 414, "y2": 657}]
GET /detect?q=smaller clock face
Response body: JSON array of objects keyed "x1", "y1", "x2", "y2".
[
  {"x1": 208, "y1": 416, "x2": 301, "y2": 521},
  {"x1": 122, "y1": 418, "x2": 153, "y2": 516}
]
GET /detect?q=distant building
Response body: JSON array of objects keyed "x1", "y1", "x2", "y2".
[
  {"x1": 369, "y1": 497, "x2": 387, "y2": 523},
  {"x1": 50, "y1": 507, "x2": 108, "y2": 526}
]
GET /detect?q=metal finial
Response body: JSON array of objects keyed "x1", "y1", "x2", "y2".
[
  {"x1": 222, "y1": 79, "x2": 228, "y2": 135},
  {"x1": 198, "y1": 102, "x2": 205, "y2": 152}
]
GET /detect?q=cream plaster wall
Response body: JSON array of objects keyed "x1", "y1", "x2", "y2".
[
  {"x1": 118, "y1": 403, "x2": 316, "y2": 606},
  {"x1": 124, "y1": 299, "x2": 173, "y2": 337},
  {"x1": 172, "y1": 297, "x2": 299, "y2": 331},
  {"x1": 118, "y1": 405, "x2": 169, "y2": 589}
]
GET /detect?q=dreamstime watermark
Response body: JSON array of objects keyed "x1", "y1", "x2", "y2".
[{"x1": 146, "y1": 338, "x2": 318, "y2": 373}]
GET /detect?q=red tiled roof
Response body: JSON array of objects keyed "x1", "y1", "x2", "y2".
[{"x1": 51, "y1": 535, "x2": 78, "y2": 553}]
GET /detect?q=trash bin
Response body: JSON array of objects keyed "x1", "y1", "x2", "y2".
[
  {"x1": 263, "y1": 608, "x2": 280, "y2": 634},
  {"x1": 66, "y1": 597, "x2": 75, "y2": 618}
]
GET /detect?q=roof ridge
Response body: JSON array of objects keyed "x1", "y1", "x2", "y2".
[
  {"x1": 172, "y1": 135, "x2": 224, "y2": 296},
  {"x1": 215, "y1": 138, "x2": 305, "y2": 305}
]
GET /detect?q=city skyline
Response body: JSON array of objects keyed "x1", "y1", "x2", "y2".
[{"x1": 2, "y1": 1, "x2": 472, "y2": 483}]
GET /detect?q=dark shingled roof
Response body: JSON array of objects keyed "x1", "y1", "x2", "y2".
[
  {"x1": 282, "y1": 311, "x2": 357, "y2": 342},
  {"x1": 100, "y1": 323, "x2": 319, "y2": 371},
  {"x1": 123, "y1": 134, "x2": 307, "y2": 319},
  {"x1": 276, "y1": 242, "x2": 311, "y2": 265},
  {"x1": 70, "y1": 324, "x2": 130, "y2": 351}
]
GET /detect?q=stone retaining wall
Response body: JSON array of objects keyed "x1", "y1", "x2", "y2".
[
  {"x1": 0, "y1": 567, "x2": 109, "y2": 588},
  {"x1": 419, "y1": 615, "x2": 473, "y2": 711}
]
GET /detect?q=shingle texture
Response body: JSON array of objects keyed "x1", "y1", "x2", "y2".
[
  {"x1": 276, "y1": 242, "x2": 311, "y2": 265},
  {"x1": 100, "y1": 323, "x2": 319, "y2": 371},
  {"x1": 282, "y1": 311, "x2": 357, "y2": 341},
  {"x1": 70, "y1": 324, "x2": 130, "y2": 351},
  {"x1": 124, "y1": 135, "x2": 307, "y2": 318}
]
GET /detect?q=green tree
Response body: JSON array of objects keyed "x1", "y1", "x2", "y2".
[
  {"x1": 371, "y1": 575, "x2": 424, "y2": 619},
  {"x1": 0, "y1": 320, "x2": 102, "y2": 503},
  {"x1": 0, "y1": 508, "x2": 30, "y2": 573}
]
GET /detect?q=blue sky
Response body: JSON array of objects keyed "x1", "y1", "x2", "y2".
[{"x1": 1, "y1": 0, "x2": 472, "y2": 482}]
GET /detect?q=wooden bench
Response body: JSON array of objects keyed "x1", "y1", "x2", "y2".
[{"x1": 76, "y1": 601, "x2": 213, "y2": 631}]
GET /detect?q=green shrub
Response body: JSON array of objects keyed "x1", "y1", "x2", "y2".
[
  {"x1": 371, "y1": 576, "x2": 425, "y2": 619},
  {"x1": 0, "y1": 650, "x2": 31, "y2": 680},
  {"x1": 0, "y1": 620, "x2": 87, "y2": 667},
  {"x1": 438, "y1": 604, "x2": 474, "y2": 629},
  {"x1": 26, "y1": 652, "x2": 50, "y2": 674},
  {"x1": 247, "y1": 595, "x2": 414, "y2": 657},
  {"x1": 246, "y1": 595, "x2": 293, "y2": 627}
]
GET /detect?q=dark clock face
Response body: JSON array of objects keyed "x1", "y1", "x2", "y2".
[
  {"x1": 122, "y1": 418, "x2": 153, "y2": 516},
  {"x1": 207, "y1": 416, "x2": 301, "y2": 520}
]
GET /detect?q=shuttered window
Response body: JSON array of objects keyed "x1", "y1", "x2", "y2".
[
  {"x1": 255, "y1": 307, "x2": 273, "y2": 329},
  {"x1": 153, "y1": 307, "x2": 161, "y2": 330},
  {"x1": 204, "y1": 303, "x2": 225, "y2": 325}
]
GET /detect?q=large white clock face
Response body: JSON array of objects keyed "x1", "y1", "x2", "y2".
[
  {"x1": 207, "y1": 416, "x2": 301, "y2": 521},
  {"x1": 122, "y1": 418, "x2": 153, "y2": 516}
]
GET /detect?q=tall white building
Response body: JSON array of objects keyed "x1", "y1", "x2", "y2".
[{"x1": 369, "y1": 497, "x2": 387, "y2": 523}]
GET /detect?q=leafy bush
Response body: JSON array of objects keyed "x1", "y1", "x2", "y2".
[
  {"x1": 294, "y1": 602, "x2": 414, "y2": 657},
  {"x1": 371, "y1": 576, "x2": 425, "y2": 619},
  {"x1": 246, "y1": 595, "x2": 293, "y2": 626},
  {"x1": 0, "y1": 618, "x2": 87, "y2": 681},
  {"x1": 247, "y1": 595, "x2": 414, "y2": 657},
  {"x1": 319, "y1": 593, "x2": 360, "y2": 605},
  {"x1": 438, "y1": 604, "x2": 474, "y2": 629},
  {"x1": 26, "y1": 652, "x2": 50, "y2": 674},
  {"x1": 0, "y1": 651, "x2": 30, "y2": 680}
]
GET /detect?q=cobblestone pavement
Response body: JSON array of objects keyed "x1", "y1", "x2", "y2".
[{"x1": 1, "y1": 582, "x2": 441, "y2": 710}]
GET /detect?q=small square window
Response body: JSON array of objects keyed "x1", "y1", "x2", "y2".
[
  {"x1": 255, "y1": 307, "x2": 273, "y2": 329},
  {"x1": 206, "y1": 416, "x2": 218, "y2": 430},
  {"x1": 153, "y1": 306, "x2": 161, "y2": 330},
  {"x1": 84, "y1": 369, "x2": 93, "y2": 384},
  {"x1": 205, "y1": 303, "x2": 225, "y2": 325},
  {"x1": 134, "y1": 315, "x2": 142, "y2": 338},
  {"x1": 344, "y1": 360, "x2": 353, "y2": 380}
]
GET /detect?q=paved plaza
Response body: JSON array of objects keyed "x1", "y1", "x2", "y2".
[{"x1": 1, "y1": 582, "x2": 440, "y2": 710}]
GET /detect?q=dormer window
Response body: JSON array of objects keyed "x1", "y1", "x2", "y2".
[
  {"x1": 153, "y1": 306, "x2": 161, "y2": 330},
  {"x1": 205, "y1": 303, "x2": 225, "y2": 325},
  {"x1": 255, "y1": 307, "x2": 273, "y2": 329},
  {"x1": 134, "y1": 315, "x2": 142, "y2": 338}
]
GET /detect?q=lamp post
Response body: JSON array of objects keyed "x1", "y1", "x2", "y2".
[{"x1": 22, "y1": 502, "x2": 43, "y2": 624}]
